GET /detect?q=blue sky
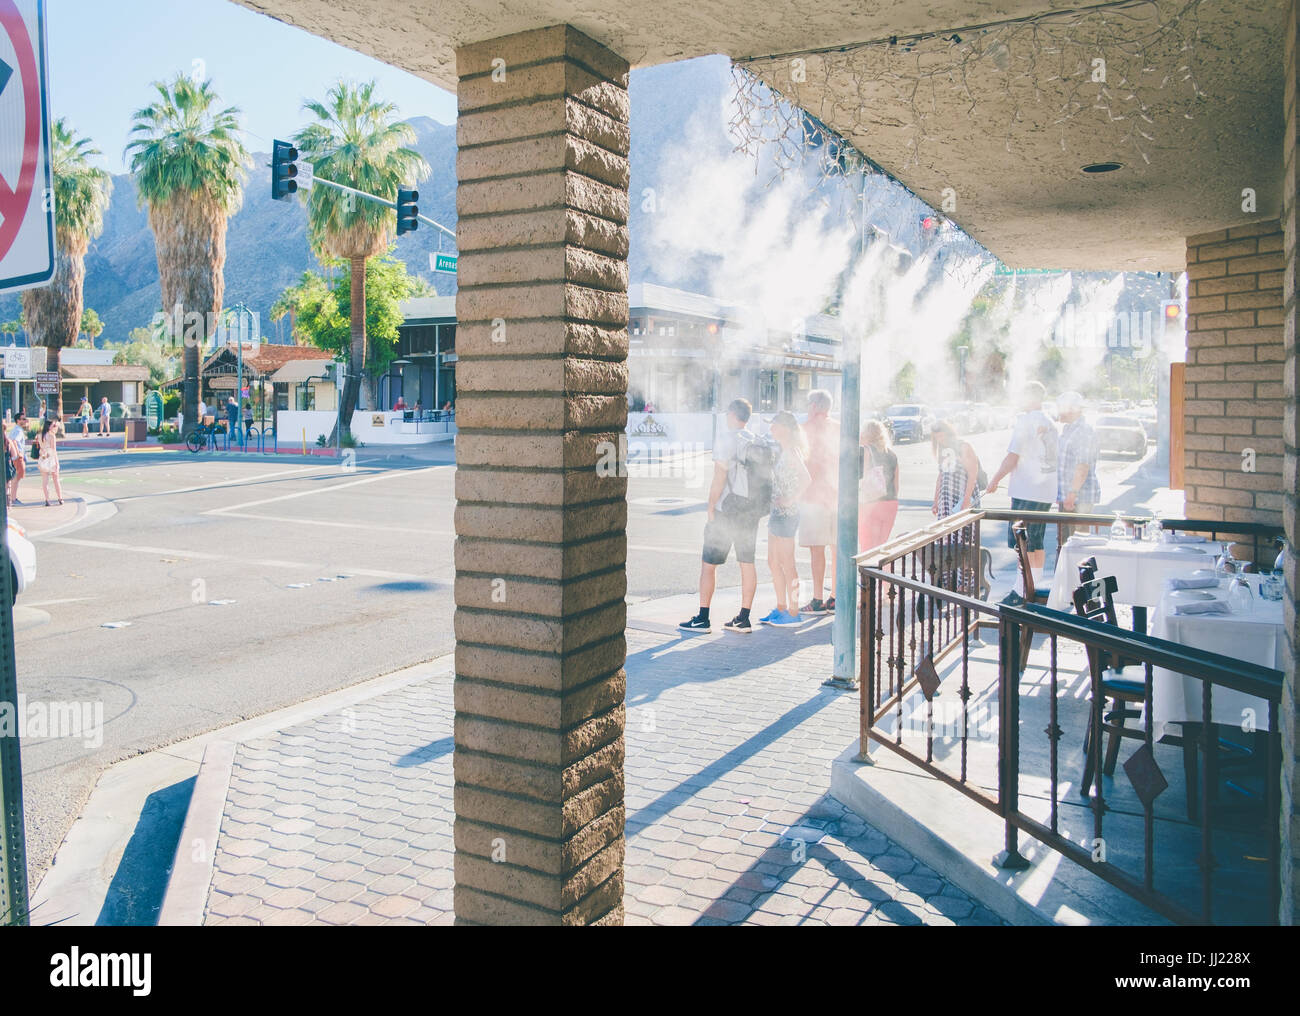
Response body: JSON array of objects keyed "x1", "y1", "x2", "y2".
[{"x1": 48, "y1": 0, "x2": 457, "y2": 173}]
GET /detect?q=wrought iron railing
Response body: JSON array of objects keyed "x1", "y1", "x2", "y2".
[{"x1": 856, "y1": 510, "x2": 1285, "y2": 926}]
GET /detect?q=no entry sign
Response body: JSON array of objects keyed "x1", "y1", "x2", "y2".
[{"x1": 0, "y1": 0, "x2": 52, "y2": 293}]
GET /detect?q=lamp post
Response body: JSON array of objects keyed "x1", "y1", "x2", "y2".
[
  {"x1": 957, "y1": 344, "x2": 970, "y2": 400},
  {"x1": 228, "y1": 302, "x2": 257, "y2": 449}
]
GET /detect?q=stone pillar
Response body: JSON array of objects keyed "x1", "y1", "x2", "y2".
[
  {"x1": 452, "y1": 25, "x2": 629, "y2": 925},
  {"x1": 1281, "y1": 0, "x2": 1299, "y2": 925}
]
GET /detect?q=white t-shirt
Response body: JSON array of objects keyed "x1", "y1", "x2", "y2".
[
  {"x1": 1007, "y1": 409, "x2": 1059, "y2": 503},
  {"x1": 713, "y1": 426, "x2": 751, "y2": 501}
]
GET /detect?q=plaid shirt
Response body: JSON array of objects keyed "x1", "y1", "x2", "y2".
[{"x1": 1057, "y1": 418, "x2": 1101, "y2": 505}]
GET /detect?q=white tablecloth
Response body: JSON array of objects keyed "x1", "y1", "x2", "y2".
[
  {"x1": 1148, "y1": 574, "x2": 1283, "y2": 737},
  {"x1": 1047, "y1": 535, "x2": 1216, "y2": 611}
]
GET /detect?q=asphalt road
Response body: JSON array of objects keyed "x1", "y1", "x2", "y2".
[{"x1": 12, "y1": 427, "x2": 1156, "y2": 881}]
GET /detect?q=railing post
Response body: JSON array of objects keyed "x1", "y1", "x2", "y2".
[
  {"x1": 995, "y1": 614, "x2": 1031, "y2": 871},
  {"x1": 857, "y1": 568, "x2": 875, "y2": 764}
]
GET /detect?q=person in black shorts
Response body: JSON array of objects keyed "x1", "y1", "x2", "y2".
[{"x1": 679, "y1": 399, "x2": 763, "y2": 634}]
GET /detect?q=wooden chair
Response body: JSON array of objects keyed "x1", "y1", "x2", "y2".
[
  {"x1": 1070, "y1": 577, "x2": 1250, "y2": 821},
  {"x1": 1072, "y1": 576, "x2": 1152, "y2": 799},
  {"x1": 1012, "y1": 522, "x2": 1050, "y2": 673}
]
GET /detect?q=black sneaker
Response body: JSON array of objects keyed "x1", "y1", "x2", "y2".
[
  {"x1": 799, "y1": 599, "x2": 828, "y2": 615},
  {"x1": 825, "y1": 596, "x2": 836, "y2": 613},
  {"x1": 677, "y1": 614, "x2": 711, "y2": 633},
  {"x1": 723, "y1": 614, "x2": 753, "y2": 634}
]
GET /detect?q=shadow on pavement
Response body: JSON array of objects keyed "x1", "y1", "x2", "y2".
[{"x1": 96, "y1": 776, "x2": 196, "y2": 926}]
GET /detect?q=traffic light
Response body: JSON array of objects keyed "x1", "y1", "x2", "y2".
[
  {"x1": 396, "y1": 188, "x2": 419, "y2": 236},
  {"x1": 271, "y1": 140, "x2": 297, "y2": 200},
  {"x1": 1161, "y1": 299, "x2": 1183, "y2": 332}
]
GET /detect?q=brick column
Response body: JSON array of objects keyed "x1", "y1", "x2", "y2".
[
  {"x1": 452, "y1": 25, "x2": 629, "y2": 925},
  {"x1": 1280, "y1": 0, "x2": 1300, "y2": 926},
  {"x1": 1183, "y1": 222, "x2": 1286, "y2": 528}
]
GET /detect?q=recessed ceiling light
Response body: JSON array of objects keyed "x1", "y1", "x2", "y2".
[{"x1": 1081, "y1": 162, "x2": 1123, "y2": 174}]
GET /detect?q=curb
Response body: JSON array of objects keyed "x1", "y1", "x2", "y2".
[
  {"x1": 24, "y1": 491, "x2": 117, "y2": 541},
  {"x1": 158, "y1": 741, "x2": 235, "y2": 926}
]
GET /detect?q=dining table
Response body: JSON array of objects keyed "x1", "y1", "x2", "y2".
[
  {"x1": 1147, "y1": 572, "x2": 1285, "y2": 740},
  {"x1": 1047, "y1": 532, "x2": 1217, "y2": 617}
]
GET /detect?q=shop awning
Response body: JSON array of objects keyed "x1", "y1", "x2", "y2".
[{"x1": 270, "y1": 359, "x2": 333, "y2": 383}]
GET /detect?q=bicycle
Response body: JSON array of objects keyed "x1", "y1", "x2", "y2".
[{"x1": 185, "y1": 416, "x2": 220, "y2": 453}]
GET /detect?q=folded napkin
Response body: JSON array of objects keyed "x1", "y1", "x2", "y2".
[
  {"x1": 1167, "y1": 575, "x2": 1218, "y2": 590},
  {"x1": 1173, "y1": 600, "x2": 1230, "y2": 616},
  {"x1": 1070, "y1": 536, "x2": 1107, "y2": 547}
]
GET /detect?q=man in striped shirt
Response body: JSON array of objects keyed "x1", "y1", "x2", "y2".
[{"x1": 1055, "y1": 390, "x2": 1100, "y2": 541}]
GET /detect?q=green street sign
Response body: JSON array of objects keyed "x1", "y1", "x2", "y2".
[
  {"x1": 144, "y1": 390, "x2": 164, "y2": 430},
  {"x1": 993, "y1": 264, "x2": 1066, "y2": 276},
  {"x1": 432, "y1": 253, "x2": 458, "y2": 274}
]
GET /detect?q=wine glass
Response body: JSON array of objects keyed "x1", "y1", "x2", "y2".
[
  {"x1": 1109, "y1": 511, "x2": 1127, "y2": 541},
  {"x1": 1227, "y1": 575, "x2": 1254, "y2": 614},
  {"x1": 1214, "y1": 543, "x2": 1235, "y2": 583}
]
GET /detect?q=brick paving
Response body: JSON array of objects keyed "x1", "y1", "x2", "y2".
[{"x1": 203, "y1": 613, "x2": 1003, "y2": 925}]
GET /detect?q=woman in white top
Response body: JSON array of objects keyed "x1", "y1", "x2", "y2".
[{"x1": 37, "y1": 417, "x2": 64, "y2": 506}]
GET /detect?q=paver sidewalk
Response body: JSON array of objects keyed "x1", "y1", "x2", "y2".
[{"x1": 190, "y1": 595, "x2": 1002, "y2": 926}]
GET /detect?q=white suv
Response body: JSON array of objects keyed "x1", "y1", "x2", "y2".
[{"x1": 5, "y1": 518, "x2": 36, "y2": 605}]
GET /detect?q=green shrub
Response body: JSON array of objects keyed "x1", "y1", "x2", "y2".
[{"x1": 157, "y1": 424, "x2": 179, "y2": 444}]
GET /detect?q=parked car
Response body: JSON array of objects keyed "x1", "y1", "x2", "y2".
[
  {"x1": 863, "y1": 409, "x2": 894, "y2": 440},
  {"x1": 987, "y1": 405, "x2": 1015, "y2": 429},
  {"x1": 935, "y1": 402, "x2": 977, "y2": 434},
  {"x1": 1131, "y1": 409, "x2": 1158, "y2": 441},
  {"x1": 885, "y1": 404, "x2": 933, "y2": 442},
  {"x1": 1094, "y1": 415, "x2": 1148, "y2": 457},
  {"x1": 5, "y1": 518, "x2": 35, "y2": 605}
]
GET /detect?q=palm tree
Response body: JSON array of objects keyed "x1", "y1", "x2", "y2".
[
  {"x1": 80, "y1": 308, "x2": 104, "y2": 346},
  {"x1": 295, "y1": 80, "x2": 429, "y2": 426},
  {"x1": 126, "y1": 75, "x2": 249, "y2": 430},
  {"x1": 21, "y1": 119, "x2": 112, "y2": 416}
]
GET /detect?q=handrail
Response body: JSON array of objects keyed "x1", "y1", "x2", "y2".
[
  {"x1": 1002, "y1": 601, "x2": 1285, "y2": 702},
  {"x1": 855, "y1": 508, "x2": 981, "y2": 565},
  {"x1": 861, "y1": 565, "x2": 998, "y2": 617}
]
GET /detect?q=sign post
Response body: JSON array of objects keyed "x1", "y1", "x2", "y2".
[
  {"x1": 0, "y1": 0, "x2": 51, "y2": 928},
  {"x1": 431, "y1": 252, "x2": 458, "y2": 274}
]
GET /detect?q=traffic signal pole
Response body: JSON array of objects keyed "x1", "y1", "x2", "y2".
[
  {"x1": 300, "y1": 175, "x2": 456, "y2": 240},
  {"x1": 270, "y1": 140, "x2": 456, "y2": 239}
]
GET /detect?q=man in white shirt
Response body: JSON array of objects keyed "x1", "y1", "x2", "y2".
[
  {"x1": 679, "y1": 398, "x2": 763, "y2": 635},
  {"x1": 98, "y1": 396, "x2": 111, "y2": 435},
  {"x1": 985, "y1": 380, "x2": 1058, "y2": 570}
]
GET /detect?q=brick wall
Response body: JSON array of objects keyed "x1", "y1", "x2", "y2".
[{"x1": 1183, "y1": 221, "x2": 1287, "y2": 530}]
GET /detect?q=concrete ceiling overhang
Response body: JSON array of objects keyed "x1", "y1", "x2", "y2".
[{"x1": 235, "y1": 0, "x2": 1285, "y2": 270}]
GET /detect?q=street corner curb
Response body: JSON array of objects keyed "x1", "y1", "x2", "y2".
[
  {"x1": 27, "y1": 490, "x2": 117, "y2": 541},
  {"x1": 158, "y1": 740, "x2": 237, "y2": 927}
]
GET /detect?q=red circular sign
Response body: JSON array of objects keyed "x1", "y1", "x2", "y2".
[{"x1": 0, "y1": 0, "x2": 42, "y2": 263}]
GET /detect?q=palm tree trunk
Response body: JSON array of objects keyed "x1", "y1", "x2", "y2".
[{"x1": 340, "y1": 255, "x2": 367, "y2": 427}]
